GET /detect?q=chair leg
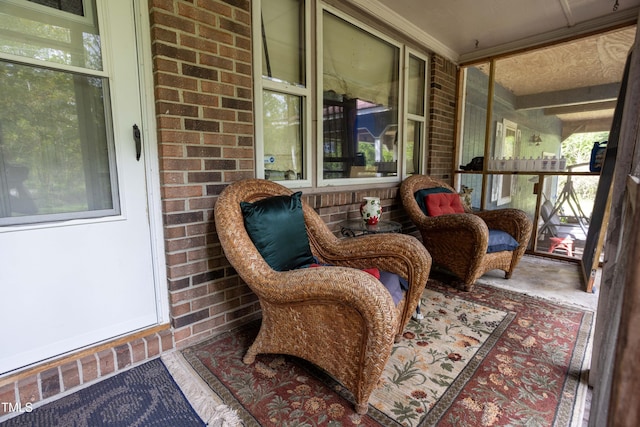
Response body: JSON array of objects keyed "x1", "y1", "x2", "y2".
[
  {"x1": 243, "y1": 347, "x2": 257, "y2": 364},
  {"x1": 354, "y1": 402, "x2": 369, "y2": 415}
]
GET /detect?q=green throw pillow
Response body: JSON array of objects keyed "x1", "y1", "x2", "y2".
[{"x1": 240, "y1": 192, "x2": 315, "y2": 271}]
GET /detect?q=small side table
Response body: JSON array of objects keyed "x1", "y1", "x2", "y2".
[{"x1": 340, "y1": 219, "x2": 402, "y2": 237}]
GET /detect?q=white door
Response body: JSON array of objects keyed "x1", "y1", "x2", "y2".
[{"x1": 0, "y1": 0, "x2": 160, "y2": 374}]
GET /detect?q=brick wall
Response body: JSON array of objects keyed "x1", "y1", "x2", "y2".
[
  {"x1": 427, "y1": 55, "x2": 459, "y2": 182},
  {"x1": 150, "y1": 0, "x2": 256, "y2": 349}
]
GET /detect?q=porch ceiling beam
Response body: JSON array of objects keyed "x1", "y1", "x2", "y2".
[
  {"x1": 544, "y1": 100, "x2": 618, "y2": 115},
  {"x1": 562, "y1": 117, "x2": 613, "y2": 140},
  {"x1": 515, "y1": 82, "x2": 621, "y2": 110}
]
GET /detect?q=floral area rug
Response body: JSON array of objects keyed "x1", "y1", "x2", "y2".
[{"x1": 182, "y1": 280, "x2": 593, "y2": 426}]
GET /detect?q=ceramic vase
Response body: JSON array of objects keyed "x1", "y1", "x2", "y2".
[{"x1": 360, "y1": 197, "x2": 382, "y2": 225}]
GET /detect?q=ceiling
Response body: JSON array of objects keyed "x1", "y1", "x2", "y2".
[
  {"x1": 360, "y1": 0, "x2": 639, "y2": 61},
  {"x1": 478, "y1": 25, "x2": 636, "y2": 137},
  {"x1": 348, "y1": 0, "x2": 639, "y2": 136}
]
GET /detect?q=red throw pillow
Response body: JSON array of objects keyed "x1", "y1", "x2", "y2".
[{"x1": 425, "y1": 192, "x2": 465, "y2": 216}]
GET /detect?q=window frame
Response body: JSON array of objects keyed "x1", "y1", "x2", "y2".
[
  {"x1": 2, "y1": 0, "x2": 96, "y2": 28},
  {"x1": 402, "y1": 48, "x2": 429, "y2": 179},
  {"x1": 0, "y1": 0, "x2": 121, "y2": 226},
  {"x1": 316, "y1": 4, "x2": 404, "y2": 187},
  {"x1": 252, "y1": 1, "x2": 430, "y2": 189},
  {"x1": 253, "y1": 0, "x2": 313, "y2": 189}
]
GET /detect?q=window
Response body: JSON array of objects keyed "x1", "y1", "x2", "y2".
[
  {"x1": 320, "y1": 10, "x2": 400, "y2": 183},
  {"x1": 404, "y1": 52, "x2": 427, "y2": 176},
  {"x1": 256, "y1": 0, "x2": 310, "y2": 185},
  {"x1": 254, "y1": 1, "x2": 428, "y2": 187},
  {"x1": 0, "y1": 0, "x2": 118, "y2": 225}
]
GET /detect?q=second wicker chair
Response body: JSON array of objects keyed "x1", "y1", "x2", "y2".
[{"x1": 401, "y1": 174, "x2": 532, "y2": 291}]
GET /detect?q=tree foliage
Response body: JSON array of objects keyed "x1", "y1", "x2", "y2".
[{"x1": 557, "y1": 131, "x2": 609, "y2": 217}]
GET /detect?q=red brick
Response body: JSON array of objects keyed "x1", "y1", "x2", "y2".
[
  {"x1": 170, "y1": 283, "x2": 209, "y2": 304},
  {"x1": 203, "y1": 107, "x2": 235, "y2": 121},
  {"x1": 177, "y1": 2, "x2": 214, "y2": 24},
  {"x1": 158, "y1": 130, "x2": 201, "y2": 145},
  {"x1": 172, "y1": 302, "x2": 192, "y2": 317},
  {"x1": 162, "y1": 199, "x2": 187, "y2": 213},
  {"x1": 199, "y1": 1, "x2": 233, "y2": 18},
  {"x1": 173, "y1": 327, "x2": 192, "y2": 344},
  {"x1": 130, "y1": 339, "x2": 147, "y2": 363},
  {"x1": 167, "y1": 252, "x2": 187, "y2": 265},
  {"x1": 157, "y1": 116, "x2": 182, "y2": 129},
  {"x1": 80, "y1": 355, "x2": 98, "y2": 383},
  {"x1": 115, "y1": 344, "x2": 132, "y2": 370},
  {"x1": 199, "y1": 26, "x2": 234, "y2": 45},
  {"x1": 221, "y1": 146, "x2": 253, "y2": 159},
  {"x1": 162, "y1": 185, "x2": 204, "y2": 199},
  {"x1": 97, "y1": 349, "x2": 115, "y2": 376},
  {"x1": 40, "y1": 367, "x2": 61, "y2": 399},
  {"x1": 203, "y1": 132, "x2": 236, "y2": 145},
  {"x1": 149, "y1": 0, "x2": 175, "y2": 13},
  {"x1": 192, "y1": 315, "x2": 225, "y2": 334},
  {"x1": 162, "y1": 171, "x2": 187, "y2": 185},
  {"x1": 17, "y1": 375, "x2": 39, "y2": 404},
  {"x1": 154, "y1": 57, "x2": 179, "y2": 73},
  {"x1": 159, "y1": 330, "x2": 174, "y2": 352},
  {"x1": 192, "y1": 292, "x2": 225, "y2": 311},
  {"x1": 60, "y1": 361, "x2": 81, "y2": 391},
  {"x1": 181, "y1": 33, "x2": 219, "y2": 54},
  {"x1": 0, "y1": 382, "x2": 16, "y2": 416},
  {"x1": 166, "y1": 236, "x2": 206, "y2": 252},
  {"x1": 168, "y1": 260, "x2": 208, "y2": 278},
  {"x1": 219, "y1": 71, "x2": 251, "y2": 88},
  {"x1": 145, "y1": 334, "x2": 161, "y2": 357},
  {"x1": 151, "y1": 11, "x2": 196, "y2": 34}
]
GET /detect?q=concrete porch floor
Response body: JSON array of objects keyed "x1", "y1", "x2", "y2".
[{"x1": 478, "y1": 254, "x2": 600, "y2": 312}]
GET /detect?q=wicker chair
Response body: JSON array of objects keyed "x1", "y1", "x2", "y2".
[
  {"x1": 400, "y1": 174, "x2": 532, "y2": 291},
  {"x1": 214, "y1": 179, "x2": 432, "y2": 414}
]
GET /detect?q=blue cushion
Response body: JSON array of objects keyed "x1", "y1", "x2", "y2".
[
  {"x1": 414, "y1": 187, "x2": 453, "y2": 216},
  {"x1": 487, "y1": 229, "x2": 519, "y2": 253},
  {"x1": 378, "y1": 270, "x2": 409, "y2": 305},
  {"x1": 241, "y1": 192, "x2": 315, "y2": 271},
  {"x1": 308, "y1": 263, "x2": 408, "y2": 306}
]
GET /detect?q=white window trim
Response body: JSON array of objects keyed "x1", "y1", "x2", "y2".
[
  {"x1": 252, "y1": 0, "x2": 313, "y2": 189},
  {"x1": 402, "y1": 48, "x2": 429, "y2": 179},
  {"x1": 3, "y1": 0, "x2": 96, "y2": 28}
]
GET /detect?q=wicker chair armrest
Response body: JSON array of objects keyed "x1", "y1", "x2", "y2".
[
  {"x1": 259, "y1": 266, "x2": 398, "y2": 326},
  {"x1": 475, "y1": 209, "x2": 532, "y2": 243},
  {"x1": 308, "y1": 232, "x2": 431, "y2": 336},
  {"x1": 312, "y1": 233, "x2": 429, "y2": 275}
]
